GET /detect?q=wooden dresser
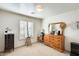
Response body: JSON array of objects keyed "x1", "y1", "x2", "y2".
[{"x1": 44, "y1": 34, "x2": 64, "y2": 52}]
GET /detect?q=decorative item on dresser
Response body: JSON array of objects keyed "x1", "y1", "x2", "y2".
[
  {"x1": 5, "y1": 34, "x2": 14, "y2": 52},
  {"x1": 44, "y1": 34, "x2": 64, "y2": 52}
]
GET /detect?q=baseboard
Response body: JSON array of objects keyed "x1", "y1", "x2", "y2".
[
  {"x1": 65, "y1": 49, "x2": 70, "y2": 53},
  {"x1": 15, "y1": 44, "x2": 25, "y2": 49}
]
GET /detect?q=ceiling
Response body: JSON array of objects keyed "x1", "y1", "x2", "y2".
[
  {"x1": 34, "y1": 3, "x2": 79, "y2": 17},
  {"x1": 0, "y1": 3, "x2": 79, "y2": 18}
]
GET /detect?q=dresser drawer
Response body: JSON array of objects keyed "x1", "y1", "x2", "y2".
[
  {"x1": 44, "y1": 34, "x2": 64, "y2": 52},
  {"x1": 54, "y1": 38, "x2": 61, "y2": 42},
  {"x1": 55, "y1": 36, "x2": 61, "y2": 39}
]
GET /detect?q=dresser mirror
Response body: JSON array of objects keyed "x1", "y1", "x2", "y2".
[{"x1": 48, "y1": 22, "x2": 66, "y2": 35}]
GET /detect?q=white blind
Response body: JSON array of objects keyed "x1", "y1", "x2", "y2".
[
  {"x1": 28, "y1": 22, "x2": 33, "y2": 37},
  {"x1": 20, "y1": 20, "x2": 33, "y2": 40}
]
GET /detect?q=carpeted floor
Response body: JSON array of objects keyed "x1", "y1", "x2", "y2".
[{"x1": 4, "y1": 43, "x2": 69, "y2": 56}]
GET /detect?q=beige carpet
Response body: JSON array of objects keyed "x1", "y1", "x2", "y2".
[{"x1": 5, "y1": 43, "x2": 69, "y2": 56}]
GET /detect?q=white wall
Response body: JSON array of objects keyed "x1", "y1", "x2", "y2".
[
  {"x1": 43, "y1": 10, "x2": 79, "y2": 51},
  {"x1": 0, "y1": 10, "x2": 42, "y2": 51}
]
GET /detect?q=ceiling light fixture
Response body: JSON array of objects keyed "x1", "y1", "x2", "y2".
[{"x1": 36, "y1": 5, "x2": 43, "y2": 12}]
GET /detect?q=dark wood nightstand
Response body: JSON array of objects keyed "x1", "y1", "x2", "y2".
[{"x1": 5, "y1": 34, "x2": 14, "y2": 52}]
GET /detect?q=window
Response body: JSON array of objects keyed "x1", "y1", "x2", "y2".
[
  {"x1": 28, "y1": 22, "x2": 33, "y2": 37},
  {"x1": 20, "y1": 20, "x2": 33, "y2": 40}
]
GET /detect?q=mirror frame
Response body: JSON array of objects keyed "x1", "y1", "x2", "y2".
[{"x1": 48, "y1": 22, "x2": 66, "y2": 35}]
